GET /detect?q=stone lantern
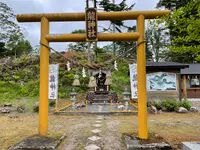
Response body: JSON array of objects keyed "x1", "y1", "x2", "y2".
[
  {"x1": 70, "y1": 88, "x2": 77, "y2": 108},
  {"x1": 122, "y1": 87, "x2": 131, "y2": 109}
]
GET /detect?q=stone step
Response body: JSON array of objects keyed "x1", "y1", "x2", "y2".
[
  {"x1": 94, "y1": 94, "x2": 109, "y2": 97},
  {"x1": 92, "y1": 99, "x2": 110, "y2": 103},
  {"x1": 93, "y1": 98, "x2": 109, "y2": 101},
  {"x1": 93, "y1": 97, "x2": 109, "y2": 100},
  {"x1": 93, "y1": 93, "x2": 110, "y2": 103},
  {"x1": 94, "y1": 95, "x2": 108, "y2": 99}
]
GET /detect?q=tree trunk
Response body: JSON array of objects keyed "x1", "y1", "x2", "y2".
[{"x1": 87, "y1": 42, "x2": 92, "y2": 63}]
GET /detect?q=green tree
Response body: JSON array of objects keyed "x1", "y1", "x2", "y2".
[
  {"x1": 0, "y1": 2, "x2": 23, "y2": 43},
  {"x1": 13, "y1": 40, "x2": 33, "y2": 57},
  {"x1": 99, "y1": 0, "x2": 135, "y2": 32},
  {"x1": 32, "y1": 45, "x2": 40, "y2": 55},
  {"x1": 0, "y1": 2, "x2": 32, "y2": 57},
  {"x1": 99, "y1": 0, "x2": 135, "y2": 55},
  {"x1": 165, "y1": 0, "x2": 200, "y2": 62},
  {"x1": 0, "y1": 42, "x2": 7, "y2": 57},
  {"x1": 68, "y1": 29, "x2": 88, "y2": 52},
  {"x1": 156, "y1": 0, "x2": 199, "y2": 63},
  {"x1": 114, "y1": 26, "x2": 137, "y2": 58},
  {"x1": 156, "y1": 0, "x2": 192, "y2": 10},
  {"x1": 145, "y1": 21, "x2": 169, "y2": 62}
]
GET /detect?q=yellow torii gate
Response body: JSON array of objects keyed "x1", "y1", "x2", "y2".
[{"x1": 17, "y1": 10, "x2": 170, "y2": 139}]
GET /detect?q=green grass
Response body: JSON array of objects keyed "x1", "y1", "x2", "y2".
[{"x1": 0, "y1": 81, "x2": 38, "y2": 112}]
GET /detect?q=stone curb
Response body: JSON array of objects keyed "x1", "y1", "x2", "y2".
[{"x1": 9, "y1": 135, "x2": 66, "y2": 150}]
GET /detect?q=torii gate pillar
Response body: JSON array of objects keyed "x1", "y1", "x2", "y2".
[
  {"x1": 137, "y1": 14, "x2": 147, "y2": 139},
  {"x1": 39, "y1": 17, "x2": 49, "y2": 136}
]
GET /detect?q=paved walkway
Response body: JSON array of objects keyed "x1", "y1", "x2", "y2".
[
  {"x1": 84, "y1": 115, "x2": 104, "y2": 150},
  {"x1": 57, "y1": 115, "x2": 126, "y2": 150}
]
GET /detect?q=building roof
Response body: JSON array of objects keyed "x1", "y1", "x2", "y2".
[
  {"x1": 146, "y1": 62, "x2": 189, "y2": 69},
  {"x1": 181, "y1": 64, "x2": 200, "y2": 75}
]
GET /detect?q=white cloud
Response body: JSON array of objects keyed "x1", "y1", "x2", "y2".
[{"x1": 35, "y1": 0, "x2": 47, "y2": 4}]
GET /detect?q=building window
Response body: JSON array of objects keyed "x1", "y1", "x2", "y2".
[
  {"x1": 147, "y1": 72, "x2": 177, "y2": 91},
  {"x1": 190, "y1": 78, "x2": 200, "y2": 88}
]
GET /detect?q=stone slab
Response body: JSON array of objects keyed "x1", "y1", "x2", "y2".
[
  {"x1": 9, "y1": 135, "x2": 66, "y2": 150},
  {"x1": 127, "y1": 142, "x2": 172, "y2": 150},
  {"x1": 88, "y1": 136, "x2": 101, "y2": 142},
  {"x1": 182, "y1": 142, "x2": 200, "y2": 150},
  {"x1": 123, "y1": 135, "x2": 172, "y2": 150},
  {"x1": 96, "y1": 116, "x2": 104, "y2": 120},
  {"x1": 91, "y1": 129, "x2": 101, "y2": 133},
  {"x1": 93, "y1": 124, "x2": 102, "y2": 127},
  {"x1": 96, "y1": 121, "x2": 102, "y2": 123},
  {"x1": 85, "y1": 144, "x2": 100, "y2": 150}
]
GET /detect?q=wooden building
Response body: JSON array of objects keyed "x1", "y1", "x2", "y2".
[
  {"x1": 146, "y1": 62, "x2": 189, "y2": 101},
  {"x1": 181, "y1": 64, "x2": 200, "y2": 99}
]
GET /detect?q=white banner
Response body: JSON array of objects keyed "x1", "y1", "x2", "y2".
[
  {"x1": 129, "y1": 64, "x2": 138, "y2": 99},
  {"x1": 48, "y1": 64, "x2": 59, "y2": 100}
]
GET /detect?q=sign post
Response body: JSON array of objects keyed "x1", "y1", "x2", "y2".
[
  {"x1": 85, "y1": 8, "x2": 98, "y2": 42},
  {"x1": 129, "y1": 64, "x2": 138, "y2": 99},
  {"x1": 48, "y1": 64, "x2": 59, "y2": 100}
]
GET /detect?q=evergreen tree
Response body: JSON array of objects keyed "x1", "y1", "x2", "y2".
[
  {"x1": 0, "y1": 2, "x2": 32, "y2": 57},
  {"x1": 68, "y1": 29, "x2": 88, "y2": 52},
  {"x1": 156, "y1": 0, "x2": 199, "y2": 63},
  {"x1": 165, "y1": 0, "x2": 200, "y2": 62}
]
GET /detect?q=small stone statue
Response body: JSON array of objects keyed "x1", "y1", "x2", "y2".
[
  {"x1": 88, "y1": 76, "x2": 97, "y2": 87},
  {"x1": 72, "y1": 74, "x2": 80, "y2": 86},
  {"x1": 105, "y1": 74, "x2": 112, "y2": 85}
]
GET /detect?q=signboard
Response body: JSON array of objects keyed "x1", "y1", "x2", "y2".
[
  {"x1": 129, "y1": 64, "x2": 138, "y2": 99},
  {"x1": 48, "y1": 64, "x2": 59, "y2": 99},
  {"x1": 85, "y1": 8, "x2": 98, "y2": 41},
  {"x1": 146, "y1": 72, "x2": 177, "y2": 91}
]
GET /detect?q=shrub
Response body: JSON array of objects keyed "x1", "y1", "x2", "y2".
[
  {"x1": 161, "y1": 99, "x2": 178, "y2": 112},
  {"x1": 49, "y1": 100, "x2": 56, "y2": 107},
  {"x1": 20, "y1": 86, "x2": 29, "y2": 96},
  {"x1": 178, "y1": 100, "x2": 192, "y2": 110},
  {"x1": 152, "y1": 101, "x2": 162, "y2": 110},
  {"x1": 16, "y1": 102, "x2": 26, "y2": 113},
  {"x1": 33, "y1": 105, "x2": 39, "y2": 113},
  {"x1": 33, "y1": 102, "x2": 39, "y2": 113}
]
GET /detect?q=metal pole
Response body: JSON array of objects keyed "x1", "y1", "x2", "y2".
[
  {"x1": 86, "y1": 0, "x2": 89, "y2": 8},
  {"x1": 112, "y1": 0, "x2": 116, "y2": 55},
  {"x1": 93, "y1": 0, "x2": 97, "y2": 62},
  {"x1": 178, "y1": 73, "x2": 182, "y2": 101},
  {"x1": 94, "y1": 0, "x2": 97, "y2": 8},
  {"x1": 137, "y1": 14, "x2": 148, "y2": 139},
  {"x1": 39, "y1": 17, "x2": 49, "y2": 136}
]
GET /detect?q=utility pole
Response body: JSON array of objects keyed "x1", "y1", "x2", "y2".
[
  {"x1": 94, "y1": 0, "x2": 97, "y2": 62},
  {"x1": 112, "y1": 0, "x2": 116, "y2": 56}
]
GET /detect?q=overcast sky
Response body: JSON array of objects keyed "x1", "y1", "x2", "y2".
[{"x1": 1, "y1": 0, "x2": 159, "y2": 51}]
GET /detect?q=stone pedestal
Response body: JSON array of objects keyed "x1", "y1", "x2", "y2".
[{"x1": 182, "y1": 142, "x2": 200, "y2": 150}]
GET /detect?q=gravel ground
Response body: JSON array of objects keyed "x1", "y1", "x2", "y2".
[
  {"x1": 1, "y1": 112, "x2": 200, "y2": 150},
  {"x1": 188, "y1": 99, "x2": 200, "y2": 111},
  {"x1": 55, "y1": 116, "x2": 125, "y2": 150},
  {"x1": 102, "y1": 117, "x2": 126, "y2": 150},
  {"x1": 57, "y1": 115, "x2": 126, "y2": 150}
]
